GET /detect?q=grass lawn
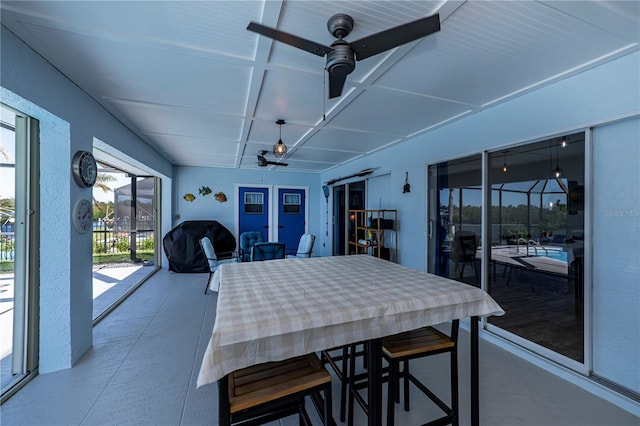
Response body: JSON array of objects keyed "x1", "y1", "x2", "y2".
[{"x1": 0, "y1": 251, "x2": 154, "y2": 273}]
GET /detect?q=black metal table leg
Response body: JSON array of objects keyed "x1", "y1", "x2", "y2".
[
  {"x1": 218, "y1": 375, "x2": 230, "y2": 426},
  {"x1": 367, "y1": 338, "x2": 383, "y2": 426},
  {"x1": 471, "y1": 316, "x2": 479, "y2": 426}
]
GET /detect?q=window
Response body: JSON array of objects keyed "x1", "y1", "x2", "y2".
[
  {"x1": 244, "y1": 192, "x2": 264, "y2": 214},
  {"x1": 282, "y1": 193, "x2": 301, "y2": 214}
]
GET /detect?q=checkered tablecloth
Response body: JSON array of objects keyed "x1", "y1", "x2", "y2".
[{"x1": 197, "y1": 255, "x2": 504, "y2": 387}]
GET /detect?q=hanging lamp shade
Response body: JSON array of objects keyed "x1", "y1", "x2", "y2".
[{"x1": 273, "y1": 119, "x2": 288, "y2": 158}]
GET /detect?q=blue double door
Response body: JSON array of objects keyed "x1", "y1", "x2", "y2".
[{"x1": 238, "y1": 186, "x2": 306, "y2": 254}]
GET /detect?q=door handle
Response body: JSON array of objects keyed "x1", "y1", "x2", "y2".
[
  {"x1": 428, "y1": 220, "x2": 433, "y2": 239},
  {"x1": 263, "y1": 225, "x2": 269, "y2": 229},
  {"x1": 278, "y1": 225, "x2": 284, "y2": 229}
]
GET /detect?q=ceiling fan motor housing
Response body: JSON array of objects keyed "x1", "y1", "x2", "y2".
[
  {"x1": 327, "y1": 41, "x2": 355, "y2": 76},
  {"x1": 327, "y1": 13, "x2": 354, "y2": 38}
]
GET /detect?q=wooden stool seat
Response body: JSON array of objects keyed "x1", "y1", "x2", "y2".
[
  {"x1": 224, "y1": 354, "x2": 333, "y2": 426},
  {"x1": 383, "y1": 326, "x2": 455, "y2": 358}
]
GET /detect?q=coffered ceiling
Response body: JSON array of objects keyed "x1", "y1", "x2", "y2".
[{"x1": 1, "y1": 1, "x2": 638, "y2": 172}]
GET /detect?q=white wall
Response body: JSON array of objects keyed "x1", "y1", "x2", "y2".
[
  {"x1": 592, "y1": 117, "x2": 640, "y2": 393},
  {"x1": 1, "y1": 26, "x2": 173, "y2": 372},
  {"x1": 173, "y1": 166, "x2": 322, "y2": 250}
]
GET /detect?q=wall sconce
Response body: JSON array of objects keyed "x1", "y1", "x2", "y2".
[{"x1": 273, "y1": 119, "x2": 288, "y2": 158}]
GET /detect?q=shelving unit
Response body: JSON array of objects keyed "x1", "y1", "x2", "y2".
[{"x1": 348, "y1": 209, "x2": 398, "y2": 262}]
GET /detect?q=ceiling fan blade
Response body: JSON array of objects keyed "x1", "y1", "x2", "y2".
[
  {"x1": 349, "y1": 14, "x2": 440, "y2": 61},
  {"x1": 247, "y1": 22, "x2": 333, "y2": 57},
  {"x1": 328, "y1": 72, "x2": 348, "y2": 99},
  {"x1": 267, "y1": 160, "x2": 288, "y2": 166}
]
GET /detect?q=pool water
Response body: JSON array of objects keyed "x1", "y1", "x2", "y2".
[{"x1": 527, "y1": 247, "x2": 567, "y2": 262}]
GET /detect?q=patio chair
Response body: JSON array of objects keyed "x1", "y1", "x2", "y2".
[
  {"x1": 287, "y1": 233, "x2": 316, "y2": 258},
  {"x1": 250, "y1": 242, "x2": 286, "y2": 261},
  {"x1": 199, "y1": 236, "x2": 236, "y2": 294},
  {"x1": 451, "y1": 232, "x2": 478, "y2": 282},
  {"x1": 239, "y1": 231, "x2": 264, "y2": 262}
]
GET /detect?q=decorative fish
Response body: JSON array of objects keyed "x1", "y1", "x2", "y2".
[
  {"x1": 214, "y1": 192, "x2": 227, "y2": 203},
  {"x1": 198, "y1": 186, "x2": 212, "y2": 196},
  {"x1": 183, "y1": 193, "x2": 196, "y2": 202}
]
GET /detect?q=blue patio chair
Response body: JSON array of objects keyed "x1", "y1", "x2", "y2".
[
  {"x1": 239, "y1": 231, "x2": 264, "y2": 262},
  {"x1": 287, "y1": 234, "x2": 316, "y2": 258},
  {"x1": 200, "y1": 236, "x2": 236, "y2": 294},
  {"x1": 250, "y1": 242, "x2": 286, "y2": 262}
]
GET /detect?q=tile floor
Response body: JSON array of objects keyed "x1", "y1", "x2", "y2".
[{"x1": 1, "y1": 269, "x2": 638, "y2": 425}]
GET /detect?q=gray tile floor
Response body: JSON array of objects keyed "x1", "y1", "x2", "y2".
[{"x1": 1, "y1": 269, "x2": 638, "y2": 425}]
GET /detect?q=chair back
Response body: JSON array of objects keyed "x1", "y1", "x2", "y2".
[
  {"x1": 451, "y1": 232, "x2": 477, "y2": 262},
  {"x1": 251, "y1": 242, "x2": 286, "y2": 261},
  {"x1": 240, "y1": 231, "x2": 264, "y2": 261},
  {"x1": 294, "y1": 234, "x2": 315, "y2": 258},
  {"x1": 200, "y1": 236, "x2": 218, "y2": 271}
]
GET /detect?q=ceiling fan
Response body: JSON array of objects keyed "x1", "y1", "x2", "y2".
[
  {"x1": 247, "y1": 13, "x2": 440, "y2": 98},
  {"x1": 258, "y1": 150, "x2": 288, "y2": 167}
]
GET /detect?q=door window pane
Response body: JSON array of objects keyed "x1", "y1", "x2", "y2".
[
  {"x1": 282, "y1": 193, "x2": 300, "y2": 214},
  {"x1": 244, "y1": 192, "x2": 263, "y2": 214},
  {"x1": 487, "y1": 134, "x2": 585, "y2": 363}
]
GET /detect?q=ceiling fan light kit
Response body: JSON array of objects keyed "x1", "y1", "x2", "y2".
[{"x1": 247, "y1": 13, "x2": 440, "y2": 99}]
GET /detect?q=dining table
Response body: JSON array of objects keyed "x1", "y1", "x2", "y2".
[{"x1": 197, "y1": 254, "x2": 504, "y2": 426}]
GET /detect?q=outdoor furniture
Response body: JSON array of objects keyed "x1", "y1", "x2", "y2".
[
  {"x1": 451, "y1": 232, "x2": 478, "y2": 282},
  {"x1": 287, "y1": 234, "x2": 316, "y2": 258},
  {"x1": 199, "y1": 236, "x2": 236, "y2": 294},
  {"x1": 239, "y1": 231, "x2": 264, "y2": 262},
  {"x1": 348, "y1": 321, "x2": 460, "y2": 426},
  {"x1": 222, "y1": 354, "x2": 333, "y2": 426},
  {"x1": 197, "y1": 255, "x2": 504, "y2": 426},
  {"x1": 250, "y1": 242, "x2": 286, "y2": 261}
]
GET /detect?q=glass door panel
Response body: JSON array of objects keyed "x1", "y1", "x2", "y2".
[
  {"x1": 487, "y1": 134, "x2": 585, "y2": 363},
  {"x1": 427, "y1": 155, "x2": 482, "y2": 286}
]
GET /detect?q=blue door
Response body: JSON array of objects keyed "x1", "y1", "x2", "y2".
[
  {"x1": 238, "y1": 187, "x2": 269, "y2": 242},
  {"x1": 277, "y1": 188, "x2": 306, "y2": 254}
]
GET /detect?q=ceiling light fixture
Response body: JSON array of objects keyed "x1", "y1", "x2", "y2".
[
  {"x1": 502, "y1": 151, "x2": 508, "y2": 173},
  {"x1": 273, "y1": 119, "x2": 288, "y2": 158},
  {"x1": 561, "y1": 136, "x2": 567, "y2": 148},
  {"x1": 553, "y1": 142, "x2": 563, "y2": 178}
]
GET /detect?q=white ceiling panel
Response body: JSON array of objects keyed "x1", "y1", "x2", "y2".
[
  {"x1": 329, "y1": 87, "x2": 471, "y2": 136},
  {"x1": 303, "y1": 127, "x2": 396, "y2": 153},
  {"x1": 287, "y1": 147, "x2": 360, "y2": 163},
  {"x1": 375, "y1": 1, "x2": 637, "y2": 106},
  {"x1": 1, "y1": 0, "x2": 637, "y2": 172}
]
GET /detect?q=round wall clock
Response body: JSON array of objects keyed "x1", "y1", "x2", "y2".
[
  {"x1": 72, "y1": 150, "x2": 97, "y2": 188},
  {"x1": 73, "y1": 198, "x2": 93, "y2": 233}
]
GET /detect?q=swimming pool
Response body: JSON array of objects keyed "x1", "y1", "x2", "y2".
[{"x1": 526, "y1": 246, "x2": 568, "y2": 262}]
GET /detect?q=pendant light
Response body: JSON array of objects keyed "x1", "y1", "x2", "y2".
[
  {"x1": 273, "y1": 119, "x2": 288, "y2": 158},
  {"x1": 502, "y1": 151, "x2": 508, "y2": 173},
  {"x1": 553, "y1": 140, "x2": 563, "y2": 178}
]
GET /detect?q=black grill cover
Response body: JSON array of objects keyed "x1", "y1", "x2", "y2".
[{"x1": 163, "y1": 220, "x2": 236, "y2": 273}]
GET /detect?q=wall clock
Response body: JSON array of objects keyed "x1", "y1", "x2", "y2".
[
  {"x1": 73, "y1": 198, "x2": 93, "y2": 233},
  {"x1": 72, "y1": 150, "x2": 97, "y2": 187}
]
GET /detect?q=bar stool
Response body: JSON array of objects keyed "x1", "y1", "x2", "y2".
[
  {"x1": 321, "y1": 344, "x2": 366, "y2": 422},
  {"x1": 348, "y1": 320, "x2": 460, "y2": 426},
  {"x1": 222, "y1": 354, "x2": 334, "y2": 426}
]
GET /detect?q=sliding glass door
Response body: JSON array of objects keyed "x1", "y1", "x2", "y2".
[
  {"x1": 1, "y1": 105, "x2": 39, "y2": 400},
  {"x1": 427, "y1": 133, "x2": 586, "y2": 368},
  {"x1": 487, "y1": 134, "x2": 585, "y2": 363},
  {"x1": 92, "y1": 162, "x2": 158, "y2": 323}
]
